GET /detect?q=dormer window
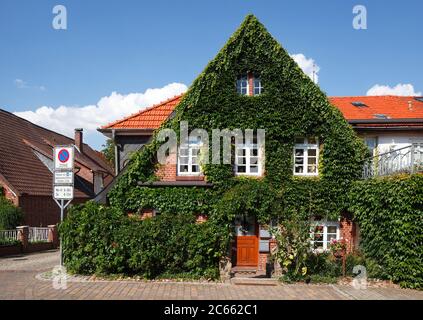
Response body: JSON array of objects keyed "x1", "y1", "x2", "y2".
[{"x1": 236, "y1": 72, "x2": 263, "y2": 96}]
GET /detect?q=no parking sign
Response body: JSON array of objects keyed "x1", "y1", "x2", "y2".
[{"x1": 54, "y1": 146, "x2": 74, "y2": 170}]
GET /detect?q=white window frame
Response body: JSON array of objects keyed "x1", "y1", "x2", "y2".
[
  {"x1": 253, "y1": 77, "x2": 263, "y2": 95},
  {"x1": 310, "y1": 220, "x2": 340, "y2": 253},
  {"x1": 293, "y1": 137, "x2": 319, "y2": 176},
  {"x1": 177, "y1": 140, "x2": 202, "y2": 176},
  {"x1": 235, "y1": 139, "x2": 263, "y2": 176},
  {"x1": 236, "y1": 74, "x2": 249, "y2": 96}
]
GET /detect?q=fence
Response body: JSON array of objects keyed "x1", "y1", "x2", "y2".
[
  {"x1": 28, "y1": 227, "x2": 50, "y2": 243},
  {"x1": 363, "y1": 143, "x2": 423, "y2": 179},
  {"x1": 0, "y1": 229, "x2": 18, "y2": 242},
  {"x1": 0, "y1": 225, "x2": 59, "y2": 256}
]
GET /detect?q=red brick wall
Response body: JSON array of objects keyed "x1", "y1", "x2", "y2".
[
  {"x1": 19, "y1": 195, "x2": 87, "y2": 227},
  {"x1": 258, "y1": 253, "x2": 267, "y2": 272},
  {"x1": 155, "y1": 153, "x2": 177, "y2": 181},
  {"x1": 340, "y1": 212, "x2": 357, "y2": 253}
]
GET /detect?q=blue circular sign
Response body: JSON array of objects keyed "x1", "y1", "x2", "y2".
[{"x1": 58, "y1": 149, "x2": 70, "y2": 163}]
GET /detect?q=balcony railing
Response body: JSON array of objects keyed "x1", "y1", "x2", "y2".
[{"x1": 363, "y1": 143, "x2": 423, "y2": 179}]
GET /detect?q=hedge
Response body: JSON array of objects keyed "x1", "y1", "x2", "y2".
[
  {"x1": 349, "y1": 174, "x2": 423, "y2": 289},
  {"x1": 59, "y1": 202, "x2": 227, "y2": 279},
  {"x1": 0, "y1": 196, "x2": 23, "y2": 230}
]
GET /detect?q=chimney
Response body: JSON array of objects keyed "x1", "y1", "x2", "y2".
[
  {"x1": 75, "y1": 128, "x2": 83, "y2": 153},
  {"x1": 408, "y1": 100, "x2": 413, "y2": 111}
]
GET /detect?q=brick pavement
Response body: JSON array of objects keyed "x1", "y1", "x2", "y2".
[{"x1": 0, "y1": 250, "x2": 422, "y2": 300}]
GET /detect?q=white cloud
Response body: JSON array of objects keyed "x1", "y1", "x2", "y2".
[
  {"x1": 14, "y1": 82, "x2": 188, "y2": 149},
  {"x1": 14, "y1": 78, "x2": 46, "y2": 91},
  {"x1": 366, "y1": 83, "x2": 422, "y2": 96},
  {"x1": 290, "y1": 53, "x2": 320, "y2": 83}
]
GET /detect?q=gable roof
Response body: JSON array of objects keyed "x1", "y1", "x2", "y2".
[
  {"x1": 0, "y1": 109, "x2": 114, "y2": 197},
  {"x1": 100, "y1": 95, "x2": 182, "y2": 131},
  {"x1": 98, "y1": 95, "x2": 423, "y2": 132}
]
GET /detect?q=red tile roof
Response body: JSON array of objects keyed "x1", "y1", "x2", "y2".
[
  {"x1": 101, "y1": 95, "x2": 182, "y2": 130},
  {"x1": 0, "y1": 109, "x2": 114, "y2": 197},
  {"x1": 99, "y1": 95, "x2": 423, "y2": 131},
  {"x1": 328, "y1": 96, "x2": 423, "y2": 121}
]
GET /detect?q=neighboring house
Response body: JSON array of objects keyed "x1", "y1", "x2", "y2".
[
  {"x1": 0, "y1": 109, "x2": 114, "y2": 226},
  {"x1": 100, "y1": 95, "x2": 423, "y2": 173},
  {"x1": 96, "y1": 16, "x2": 422, "y2": 273},
  {"x1": 330, "y1": 96, "x2": 423, "y2": 155}
]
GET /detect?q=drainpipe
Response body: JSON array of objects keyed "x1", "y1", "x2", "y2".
[{"x1": 112, "y1": 129, "x2": 119, "y2": 175}]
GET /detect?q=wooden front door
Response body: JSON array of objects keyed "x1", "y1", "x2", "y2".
[{"x1": 234, "y1": 215, "x2": 258, "y2": 267}]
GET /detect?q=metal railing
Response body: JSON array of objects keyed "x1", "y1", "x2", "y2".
[
  {"x1": 28, "y1": 227, "x2": 49, "y2": 243},
  {"x1": 363, "y1": 143, "x2": 423, "y2": 179},
  {"x1": 0, "y1": 229, "x2": 18, "y2": 242}
]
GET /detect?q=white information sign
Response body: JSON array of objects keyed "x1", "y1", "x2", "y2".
[
  {"x1": 54, "y1": 146, "x2": 74, "y2": 170},
  {"x1": 54, "y1": 171, "x2": 73, "y2": 184},
  {"x1": 53, "y1": 185, "x2": 74, "y2": 200}
]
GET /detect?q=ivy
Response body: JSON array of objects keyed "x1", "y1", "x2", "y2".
[
  {"x1": 109, "y1": 15, "x2": 367, "y2": 223},
  {"x1": 349, "y1": 174, "x2": 423, "y2": 289}
]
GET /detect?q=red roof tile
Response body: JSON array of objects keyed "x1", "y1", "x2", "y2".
[
  {"x1": 99, "y1": 95, "x2": 423, "y2": 132},
  {"x1": 328, "y1": 96, "x2": 423, "y2": 121},
  {"x1": 101, "y1": 95, "x2": 183, "y2": 130}
]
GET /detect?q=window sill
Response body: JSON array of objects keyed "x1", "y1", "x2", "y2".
[{"x1": 175, "y1": 175, "x2": 204, "y2": 181}]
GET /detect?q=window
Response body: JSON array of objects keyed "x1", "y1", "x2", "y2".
[
  {"x1": 253, "y1": 76, "x2": 263, "y2": 95},
  {"x1": 236, "y1": 73, "x2": 263, "y2": 96},
  {"x1": 294, "y1": 137, "x2": 319, "y2": 175},
  {"x1": 364, "y1": 137, "x2": 378, "y2": 156},
  {"x1": 310, "y1": 221, "x2": 340, "y2": 252},
  {"x1": 177, "y1": 138, "x2": 202, "y2": 175},
  {"x1": 235, "y1": 135, "x2": 262, "y2": 176},
  {"x1": 236, "y1": 74, "x2": 248, "y2": 95}
]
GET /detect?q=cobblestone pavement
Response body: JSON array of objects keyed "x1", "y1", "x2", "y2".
[{"x1": 1, "y1": 251, "x2": 422, "y2": 300}]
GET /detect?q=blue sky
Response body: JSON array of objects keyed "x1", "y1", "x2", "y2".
[{"x1": 1, "y1": 0, "x2": 422, "y2": 149}]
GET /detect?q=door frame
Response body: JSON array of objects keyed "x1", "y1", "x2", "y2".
[{"x1": 233, "y1": 217, "x2": 259, "y2": 267}]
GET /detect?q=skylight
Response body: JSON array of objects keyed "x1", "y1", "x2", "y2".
[
  {"x1": 351, "y1": 101, "x2": 367, "y2": 107},
  {"x1": 373, "y1": 114, "x2": 390, "y2": 119},
  {"x1": 414, "y1": 97, "x2": 423, "y2": 103}
]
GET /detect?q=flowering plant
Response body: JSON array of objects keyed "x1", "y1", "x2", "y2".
[{"x1": 329, "y1": 238, "x2": 348, "y2": 254}]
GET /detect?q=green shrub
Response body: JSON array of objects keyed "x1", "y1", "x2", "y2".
[
  {"x1": 349, "y1": 174, "x2": 423, "y2": 289},
  {"x1": 59, "y1": 201, "x2": 227, "y2": 279},
  {"x1": 305, "y1": 252, "x2": 341, "y2": 277},
  {"x1": 0, "y1": 196, "x2": 23, "y2": 230},
  {"x1": 309, "y1": 274, "x2": 338, "y2": 284}
]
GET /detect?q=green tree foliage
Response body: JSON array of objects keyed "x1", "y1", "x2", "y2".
[
  {"x1": 349, "y1": 174, "x2": 423, "y2": 289},
  {"x1": 0, "y1": 196, "x2": 23, "y2": 230},
  {"x1": 101, "y1": 138, "x2": 115, "y2": 170}
]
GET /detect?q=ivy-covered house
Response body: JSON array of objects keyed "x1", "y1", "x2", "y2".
[{"x1": 97, "y1": 15, "x2": 369, "y2": 274}]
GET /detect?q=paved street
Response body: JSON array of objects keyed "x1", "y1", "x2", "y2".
[{"x1": 0, "y1": 250, "x2": 422, "y2": 300}]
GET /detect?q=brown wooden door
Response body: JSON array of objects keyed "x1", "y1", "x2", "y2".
[
  {"x1": 236, "y1": 235, "x2": 258, "y2": 266},
  {"x1": 234, "y1": 215, "x2": 258, "y2": 267}
]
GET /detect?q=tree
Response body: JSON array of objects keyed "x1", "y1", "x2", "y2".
[{"x1": 101, "y1": 138, "x2": 115, "y2": 170}]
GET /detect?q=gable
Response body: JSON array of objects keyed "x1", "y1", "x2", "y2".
[{"x1": 109, "y1": 15, "x2": 367, "y2": 219}]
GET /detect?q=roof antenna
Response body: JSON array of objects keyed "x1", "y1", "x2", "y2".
[{"x1": 312, "y1": 63, "x2": 316, "y2": 84}]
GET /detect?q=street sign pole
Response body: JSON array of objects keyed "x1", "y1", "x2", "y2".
[
  {"x1": 54, "y1": 198, "x2": 72, "y2": 266},
  {"x1": 53, "y1": 145, "x2": 74, "y2": 268}
]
